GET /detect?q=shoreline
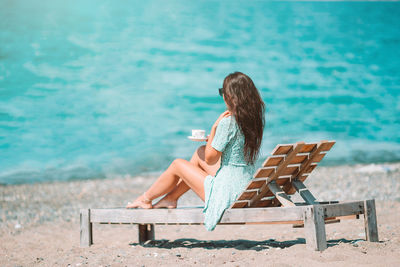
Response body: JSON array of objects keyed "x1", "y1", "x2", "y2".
[{"x1": 1, "y1": 160, "x2": 399, "y2": 187}]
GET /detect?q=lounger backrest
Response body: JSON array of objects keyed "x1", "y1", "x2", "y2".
[{"x1": 231, "y1": 140, "x2": 335, "y2": 208}]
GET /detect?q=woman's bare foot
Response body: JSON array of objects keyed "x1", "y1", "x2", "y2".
[
  {"x1": 153, "y1": 197, "x2": 177, "y2": 209},
  {"x1": 126, "y1": 194, "x2": 153, "y2": 209}
]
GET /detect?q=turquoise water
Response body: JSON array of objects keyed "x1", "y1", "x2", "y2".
[{"x1": 0, "y1": 1, "x2": 399, "y2": 184}]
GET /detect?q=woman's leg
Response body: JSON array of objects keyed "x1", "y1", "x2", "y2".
[
  {"x1": 153, "y1": 145, "x2": 220, "y2": 208},
  {"x1": 126, "y1": 155, "x2": 211, "y2": 209}
]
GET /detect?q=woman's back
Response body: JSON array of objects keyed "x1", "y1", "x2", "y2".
[
  {"x1": 217, "y1": 116, "x2": 250, "y2": 167},
  {"x1": 203, "y1": 115, "x2": 256, "y2": 231}
]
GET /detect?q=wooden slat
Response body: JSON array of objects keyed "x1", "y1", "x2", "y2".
[
  {"x1": 243, "y1": 175, "x2": 290, "y2": 192},
  {"x1": 90, "y1": 207, "x2": 305, "y2": 224},
  {"x1": 280, "y1": 165, "x2": 300, "y2": 176},
  {"x1": 299, "y1": 143, "x2": 317, "y2": 153},
  {"x1": 312, "y1": 152, "x2": 326, "y2": 163},
  {"x1": 300, "y1": 141, "x2": 334, "y2": 153},
  {"x1": 248, "y1": 142, "x2": 305, "y2": 207},
  {"x1": 238, "y1": 190, "x2": 258, "y2": 200},
  {"x1": 91, "y1": 208, "x2": 204, "y2": 224},
  {"x1": 320, "y1": 141, "x2": 335, "y2": 151},
  {"x1": 220, "y1": 206, "x2": 304, "y2": 223},
  {"x1": 276, "y1": 178, "x2": 290, "y2": 185},
  {"x1": 246, "y1": 178, "x2": 267, "y2": 189},
  {"x1": 262, "y1": 156, "x2": 284, "y2": 167},
  {"x1": 288, "y1": 154, "x2": 309, "y2": 164},
  {"x1": 304, "y1": 163, "x2": 317, "y2": 174},
  {"x1": 322, "y1": 201, "x2": 364, "y2": 218},
  {"x1": 272, "y1": 144, "x2": 293, "y2": 155},
  {"x1": 254, "y1": 167, "x2": 276, "y2": 178},
  {"x1": 231, "y1": 201, "x2": 248, "y2": 208}
]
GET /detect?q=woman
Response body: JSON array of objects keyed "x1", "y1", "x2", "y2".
[{"x1": 127, "y1": 72, "x2": 265, "y2": 231}]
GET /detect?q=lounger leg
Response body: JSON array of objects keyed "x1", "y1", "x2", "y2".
[
  {"x1": 138, "y1": 224, "x2": 155, "y2": 244},
  {"x1": 304, "y1": 205, "x2": 327, "y2": 251},
  {"x1": 80, "y1": 209, "x2": 93, "y2": 247},
  {"x1": 363, "y1": 199, "x2": 379, "y2": 242}
]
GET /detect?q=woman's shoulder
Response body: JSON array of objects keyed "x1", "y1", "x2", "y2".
[
  {"x1": 219, "y1": 115, "x2": 234, "y2": 128},
  {"x1": 220, "y1": 115, "x2": 232, "y2": 124},
  {"x1": 218, "y1": 116, "x2": 239, "y2": 131}
]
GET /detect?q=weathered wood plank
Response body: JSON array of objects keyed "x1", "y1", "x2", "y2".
[
  {"x1": 304, "y1": 205, "x2": 327, "y2": 251},
  {"x1": 292, "y1": 180, "x2": 317, "y2": 205},
  {"x1": 289, "y1": 154, "x2": 309, "y2": 164},
  {"x1": 272, "y1": 144, "x2": 293, "y2": 155},
  {"x1": 91, "y1": 208, "x2": 205, "y2": 224},
  {"x1": 322, "y1": 201, "x2": 364, "y2": 218},
  {"x1": 304, "y1": 164, "x2": 317, "y2": 174},
  {"x1": 80, "y1": 209, "x2": 93, "y2": 247},
  {"x1": 220, "y1": 206, "x2": 304, "y2": 223},
  {"x1": 320, "y1": 141, "x2": 335, "y2": 151},
  {"x1": 280, "y1": 165, "x2": 300, "y2": 176},
  {"x1": 90, "y1": 206, "x2": 305, "y2": 224},
  {"x1": 246, "y1": 178, "x2": 267, "y2": 189},
  {"x1": 311, "y1": 152, "x2": 326, "y2": 163},
  {"x1": 262, "y1": 155, "x2": 284, "y2": 167},
  {"x1": 299, "y1": 143, "x2": 317, "y2": 153},
  {"x1": 254, "y1": 166, "x2": 276, "y2": 178},
  {"x1": 267, "y1": 181, "x2": 295, "y2": 207},
  {"x1": 238, "y1": 189, "x2": 258, "y2": 200},
  {"x1": 363, "y1": 199, "x2": 379, "y2": 242},
  {"x1": 231, "y1": 200, "x2": 249, "y2": 208}
]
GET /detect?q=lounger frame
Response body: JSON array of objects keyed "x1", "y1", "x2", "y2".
[
  {"x1": 80, "y1": 141, "x2": 379, "y2": 251},
  {"x1": 80, "y1": 199, "x2": 378, "y2": 251}
]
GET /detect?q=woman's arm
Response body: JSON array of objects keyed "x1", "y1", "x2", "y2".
[{"x1": 204, "y1": 111, "x2": 231, "y2": 164}]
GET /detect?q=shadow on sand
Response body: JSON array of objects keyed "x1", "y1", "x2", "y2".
[{"x1": 130, "y1": 238, "x2": 365, "y2": 251}]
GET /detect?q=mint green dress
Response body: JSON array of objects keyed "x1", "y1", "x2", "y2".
[{"x1": 203, "y1": 116, "x2": 256, "y2": 231}]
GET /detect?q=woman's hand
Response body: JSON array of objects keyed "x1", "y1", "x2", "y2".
[{"x1": 212, "y1": 110, "x2": 231, "y2": 130}]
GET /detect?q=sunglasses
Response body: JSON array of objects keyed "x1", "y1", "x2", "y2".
[{"x1": 218, "y1": 88, "x2": 224, "y2": 97}]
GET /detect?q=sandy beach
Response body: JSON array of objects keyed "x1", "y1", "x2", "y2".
[{"x1": 1, "y1": 162, "x2": 400, "y2": 266}]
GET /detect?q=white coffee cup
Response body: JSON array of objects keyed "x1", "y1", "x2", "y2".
[{"x1": 192, "y1": 129, "x2": 206, "y2": 139}]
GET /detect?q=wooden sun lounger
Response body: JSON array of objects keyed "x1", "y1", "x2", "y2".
[{"x1": 80, "y1": 140, "x2": 379, "y2": 251}]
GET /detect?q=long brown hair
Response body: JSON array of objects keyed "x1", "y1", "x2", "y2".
[{"x1": 223, "y1": 72, "x2": 265, "y2": 165}]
